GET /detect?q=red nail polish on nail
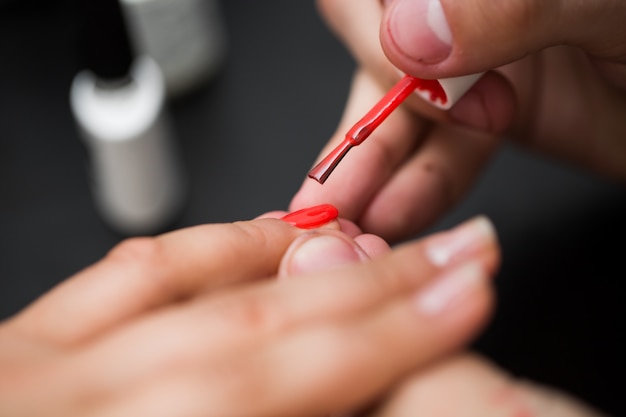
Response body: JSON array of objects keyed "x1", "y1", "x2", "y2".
[{"x1": 281, "y1": 204, "x2": 339, "y2": 229}]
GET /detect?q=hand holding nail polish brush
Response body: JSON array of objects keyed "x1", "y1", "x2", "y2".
[{"x1": 308, "y1": 71, "x2": 482, "y2": 184}]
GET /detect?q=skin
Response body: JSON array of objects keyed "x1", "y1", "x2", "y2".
[
  {"x1": 367, "y1": 353, "x2": 607, "y2": 417},
  {"x1": 0, "y1": 215, "x2": 499, "y2": 417},
  {"x1": 288, "y1": 1, "x2": 621, "y2": 415},
  {"x1": 290, "y1": 0, "x2": 626, "y2": 243},
  {"x1": 0, "y1": 214, "x2": 606, "y2": 416},
  {"x1": 3, "y1": 2, "x2": 622, "y2": 413}
]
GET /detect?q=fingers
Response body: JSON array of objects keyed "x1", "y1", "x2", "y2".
[
  {"x1": 359, "y1": 120, "x2": 502, "y2": 242},
  {"x1": 380, "y1": 0, "x2": 626, "y2": 78},
  {"x1": 258, "y1": 210, "x2": 391, "y2": 260},
  {"x1": 291, "y1": 69, "x2": 503, "y2": 242},
  {"x1": 73, "y1": 216, "x2": 499, "y2": 417},
  {"x1": 316, "y1": 0, "x2": 455, "y2": 120},
  {"x1": 370, "y1": 354, "x2": 516, "y2": 417},
  {"x1": 291, "y1": 69, "x2": 430, "y2": 225},
  {"x1": 278, "y1": 230, "x2": 373, "y2": 277},
  {"x1": 8, "y1": 218, "x2": 303, "y2": 347},
  {"x1": 317, "y1": 0, "x2": 392, "y2": 83},
  {"x1": 354, "y1": 233, "x2": 393, "y2": 259},
  {"x1": 507, "y1": 47, "x2": 626, "y2": 181},
  {"x1": 369, "y1": 353, "x2": 607, "y2": 417},
  {"x1": 225, "y1": 269, "x2": 492, "y2": 417}
]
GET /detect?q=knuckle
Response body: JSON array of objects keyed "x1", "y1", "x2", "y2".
[
  {"x1": 105, "y1": 237, "x2": 176, "y2": 296},
  {"x1": 228, "y1": 221, "x2": 272, "y2": 253},
  {"x1": 421, "y1": 160, "x2": 457, "y2": 209},
  {"x1": 370, "y1": 135, "x2": 402, "y2": 170},
  {"x1": 106, "y1": 237, "x2": 165, "y2": 269},
  {"x1": 490, "y1": 0, "x2": 548, "y2": 36}
]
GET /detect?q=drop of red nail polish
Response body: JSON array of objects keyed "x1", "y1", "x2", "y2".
[
  {"x1": 415, "y1": 78, "x2": 447, "y2": 105},
  {"x1": 281, "y1": 204, "x2": 339, "y2": 229}
]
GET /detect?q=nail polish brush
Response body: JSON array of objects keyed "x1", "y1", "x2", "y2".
[{"x1": 308, "y1": 72, "x2": 482, "y2": 184}]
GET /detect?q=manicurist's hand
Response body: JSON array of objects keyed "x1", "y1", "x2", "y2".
[
  {"x1": 0, "y1": 211, "x2": 499, "y2": 417},
  {"x1": 291, "y1": 0, "x2": 626, "y2": 242}
]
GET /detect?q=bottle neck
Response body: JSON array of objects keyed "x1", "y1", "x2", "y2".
[{"x1": 94, "y1": 75, "x2": 134, "y2": 90}]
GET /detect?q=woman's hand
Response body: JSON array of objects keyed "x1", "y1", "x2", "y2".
[
  {"x1": 291, "y1": 0, "x2": 626, "y2": 242},
  {"x1": 0, "y1": 214, "x2": 499, "y2": 417}
]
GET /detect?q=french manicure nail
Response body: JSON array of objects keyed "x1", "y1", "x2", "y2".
[
  {"x1": 416, "y1": 261, "x2": 485, "y2": 315},
  {"x1": 387, "y1": 0, "x2": 452, "y2": 64},
  {"x1": 279, "y1": 232, "x2": 369, "y2": 277},
  {"x1": 425, "y1": 216, "x2": 497, "y2": 267},
  {"x1": 281, "y1": 204, "x2": 339, "y2": 229}
]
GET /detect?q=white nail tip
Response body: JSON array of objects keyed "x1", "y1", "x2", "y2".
[
  {"x1": 427, "y1": 0, "x2": 452, "y2": 45},
  {"x1": 425, "y1": 216, "x2": 496, "y2": 267}
]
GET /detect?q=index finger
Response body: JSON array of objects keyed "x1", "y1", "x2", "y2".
[
  {"x1": 290, "y1": 70, "x2": 430, "y2": 222},
  {"x1": 7, "y1": 218, "x2": 304, "y2": 347}
]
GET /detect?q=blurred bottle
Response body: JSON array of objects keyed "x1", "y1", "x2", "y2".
[
  {"x1": 120, "y1": 0, "x2": 227, "y2": 98},
  {"x1": 69, "y1": 0, "x2": 187, "y2": 236}
]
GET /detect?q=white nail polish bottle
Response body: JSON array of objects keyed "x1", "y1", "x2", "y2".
[
  {"x1": 69, "y1": 0, "x2": 187, "y2": 236},
  {"x1": 120, "y1": 0, "x2": 227, "y2": 98}
]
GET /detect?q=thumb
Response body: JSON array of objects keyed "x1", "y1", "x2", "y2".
[
  {"x1": 278, "y1": 231, "x2": 369, "y2": 278},
  {"x1": 278, "y1": 229, "x2": 391, "y2": 278},
  {"x1": 380, "y1": 0, "x2": 626, "y2": 77}
]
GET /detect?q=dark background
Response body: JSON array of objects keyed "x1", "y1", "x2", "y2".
[{"x1": 0, "y1": 0, "x2": 624, "y2": 415}]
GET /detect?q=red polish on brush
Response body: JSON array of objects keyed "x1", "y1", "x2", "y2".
[
  {"x1": 281, "y1": 204, "x2": 339, "y2": 229},
  {"x1": 308, "y1": 75, "x2": 447, "y2": 184}
]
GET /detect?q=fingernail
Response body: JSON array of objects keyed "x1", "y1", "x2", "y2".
[
  {"x1": 448, "y1": 89, "x2": 491, "y2": 131},
  {"x1": 387, "y1": 0, "x2": 452, "y2": 64},
  {"x1": 415, "y1": 261, "x2": 486, "y2": 315},
  {"x1": 281, "y1": 204, "x2": 339, "y2": 229},
  {"x1": 279, "y1": 232, "x2": 369, "y2": 277},
  {"x1": 425, "y1": 216, "x2": 497, "y2": 267}
]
